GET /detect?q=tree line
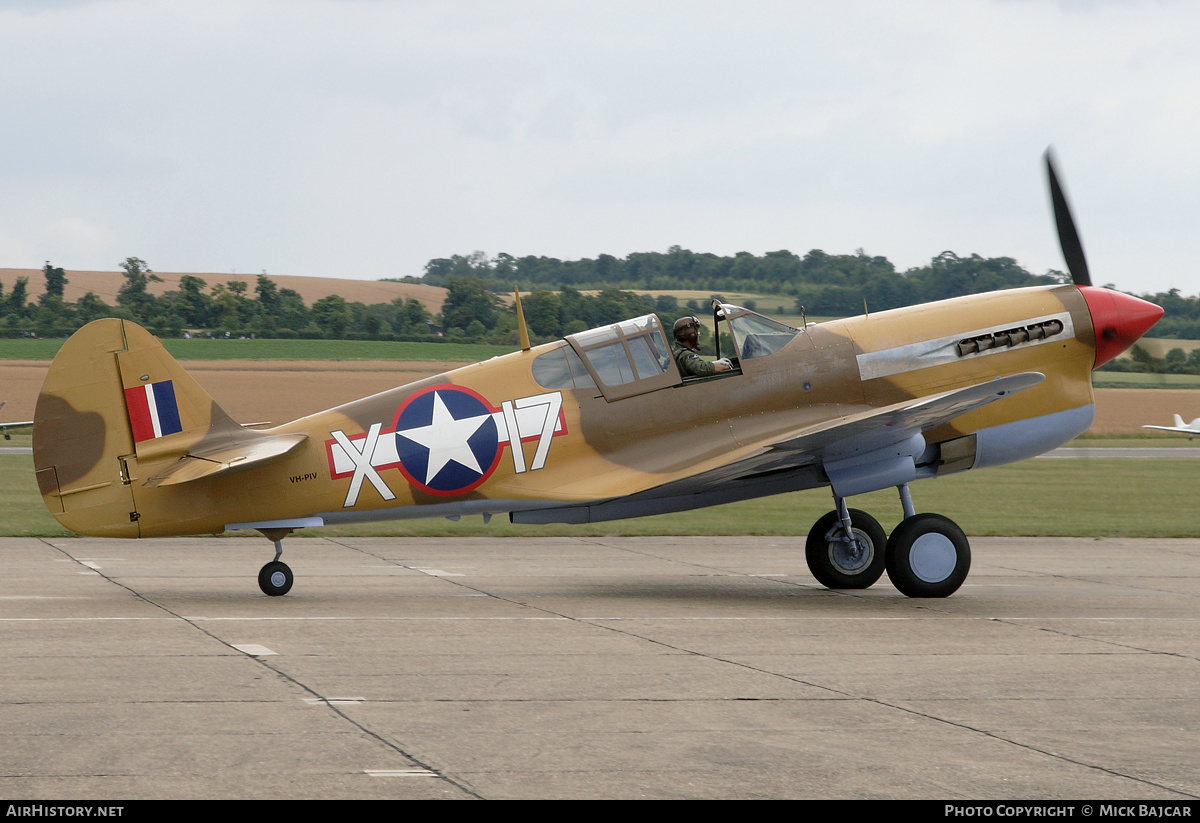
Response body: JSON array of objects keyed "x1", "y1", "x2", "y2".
[
  {"x1": 0, "y1": 258, "x2": 672, "y2": 346},
  {"x1": 1100, "y1": 344, "x2": 1200, "y2": 376},
  {"x1": 6, "y1": 246, "x2": 1199, "y2": 346},
  {"x1": 415, "y1": 246, "x2": 1200, "y2": 341},
  {"x1": 0, "y1": 259, "x2": 437, "y2": 342},
  {"x1": 413, "y1": 246, "x2": 1073, "y2": 316}
]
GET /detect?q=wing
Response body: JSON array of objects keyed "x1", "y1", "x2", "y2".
[
  {"x1": 515, "y1": 372, "x2": 1044, "y2": 523},
  {"x1": 1141, "y1": 413, "x2": 1200, "y2": 435}
]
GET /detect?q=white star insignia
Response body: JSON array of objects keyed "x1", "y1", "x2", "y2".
[{"x1": 397, "y1": 391, "x2": 493, "y2": 484}]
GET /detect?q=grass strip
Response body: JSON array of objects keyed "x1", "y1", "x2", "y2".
[{"x1": 3, "y1": 453, "x2": 1197, "y2": 539}]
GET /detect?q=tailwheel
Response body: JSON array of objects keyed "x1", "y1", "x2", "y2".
[
  {"x1": 256, "y1": 530, "x2": 295, "y2": 597},
  {"x1": 805, "y1": 508, "x2": 887, "y2": 589},
  {"x1": 884, "y1": 513, "x2": 970, "y2": 598},
  {"x1": 258, "y1": 560, "x2": 294, "y2": 597}
]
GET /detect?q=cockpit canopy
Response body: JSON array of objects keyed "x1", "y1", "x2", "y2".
[
  {"x1": 531, "y1": 304, "x2": 802, "y2": 401},
  {"x1": 569, "y1": 314, "x2": 674, "y2": 386},
  {"x1": 530, "y1": 314, "x2": 675, "y2": 401},
  {"x1": 563, "y1": 314, "x2": 677, "y2": 401}
]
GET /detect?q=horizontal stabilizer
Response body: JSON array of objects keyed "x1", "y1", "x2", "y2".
[{"x1": 142, "y1": 432, "x2": 308, "y2": 487}]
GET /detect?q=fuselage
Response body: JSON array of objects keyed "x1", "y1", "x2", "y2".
[{"x1": 34, "y1": 283, "x2": 1161, "y2": 538}]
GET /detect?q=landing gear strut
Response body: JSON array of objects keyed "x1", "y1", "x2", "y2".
[
  {"x1": 257, "y1": 529, "x2": 294, "y2": 597},
  {"x1": 804, "y1": 484, "x2": 971, "y2": 598}
]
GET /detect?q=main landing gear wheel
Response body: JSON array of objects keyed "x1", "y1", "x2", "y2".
[
  {"x1": 806, "y1": 508, "x2": 887, "y2": 589},
  {"x1": 258, "y1": 561, "x2": 294, "y2": 597},
  {"x1": 884, "y1": 513, "x2": 971, "y2": 598}
]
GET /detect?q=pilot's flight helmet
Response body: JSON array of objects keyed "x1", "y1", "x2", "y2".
[{"x1": 672, "y1": 316, "x2": 699, "y2": 341}]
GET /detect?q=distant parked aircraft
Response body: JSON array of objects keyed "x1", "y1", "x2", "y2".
[
  {"x1": 1143, "y1": 414, "x2": 1200, "y2": 440},
  {"x1": 0, "y1": 402, "x2": 33, "y2": 440}
]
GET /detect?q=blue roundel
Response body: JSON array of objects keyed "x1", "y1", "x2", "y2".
[{"x1": 393, "y1": 387, "x2": 500, "y2": 495}]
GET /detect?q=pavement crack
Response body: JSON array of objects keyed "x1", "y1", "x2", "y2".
[{"x1": 38, "y1": 538, "x2": 483, "y2": 799}]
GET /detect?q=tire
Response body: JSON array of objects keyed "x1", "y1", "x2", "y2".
[
  {"x1": 258, "y1": 560, "x2": 294, "y2": 597},
  {"x1": 805, "y1": 508, "x2": 887, "y2": 589},
  {"x1": 884, "y1": 513, "x2": 970, "y2": 598}
]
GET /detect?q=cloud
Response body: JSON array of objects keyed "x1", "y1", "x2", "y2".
[{"x1": 0, "y1": 0, "x2": 1197, "y2": 292}]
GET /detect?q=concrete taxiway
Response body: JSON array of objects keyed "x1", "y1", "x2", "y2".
[{"x1": 1, "y1": 535, "x2": 1198, "y2": 800}]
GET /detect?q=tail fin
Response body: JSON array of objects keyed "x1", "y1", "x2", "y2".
[
  {"x1": 1175, "y1": 414, "x2": 1188, "y2": 428},
  {"x1": 33, "y1": 319, "x2": 302, "y2": 537}
]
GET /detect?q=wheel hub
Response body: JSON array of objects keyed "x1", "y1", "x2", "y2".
[
  {"x1": 908, "y1": 532, "x2": 957, "y2": 583},
  {"x1": 829, "y1": 531, "x2": 872, "y2": 573}
]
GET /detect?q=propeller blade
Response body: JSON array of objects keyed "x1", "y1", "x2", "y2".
[{"x1": 1045, "y1": 149, "x2": 1091, "y2": 288}]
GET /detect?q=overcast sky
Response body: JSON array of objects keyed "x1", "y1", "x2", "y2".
[{"x1": 0, "y1": 0, "x2": 1196, "y2": 294}]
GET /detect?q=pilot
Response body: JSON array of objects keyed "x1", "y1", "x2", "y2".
[{"x1": 672, "y1": 316, "x2": 732, "y2": 377}]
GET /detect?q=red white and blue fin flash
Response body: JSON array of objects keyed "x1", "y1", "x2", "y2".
[{"x1": 124, "y1": 380, "x2": 183, "y2": 443}]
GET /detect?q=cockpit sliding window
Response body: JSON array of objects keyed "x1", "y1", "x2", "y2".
[{"x1": 563, "y1": 314, "x2": 680, "y2": 401}]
